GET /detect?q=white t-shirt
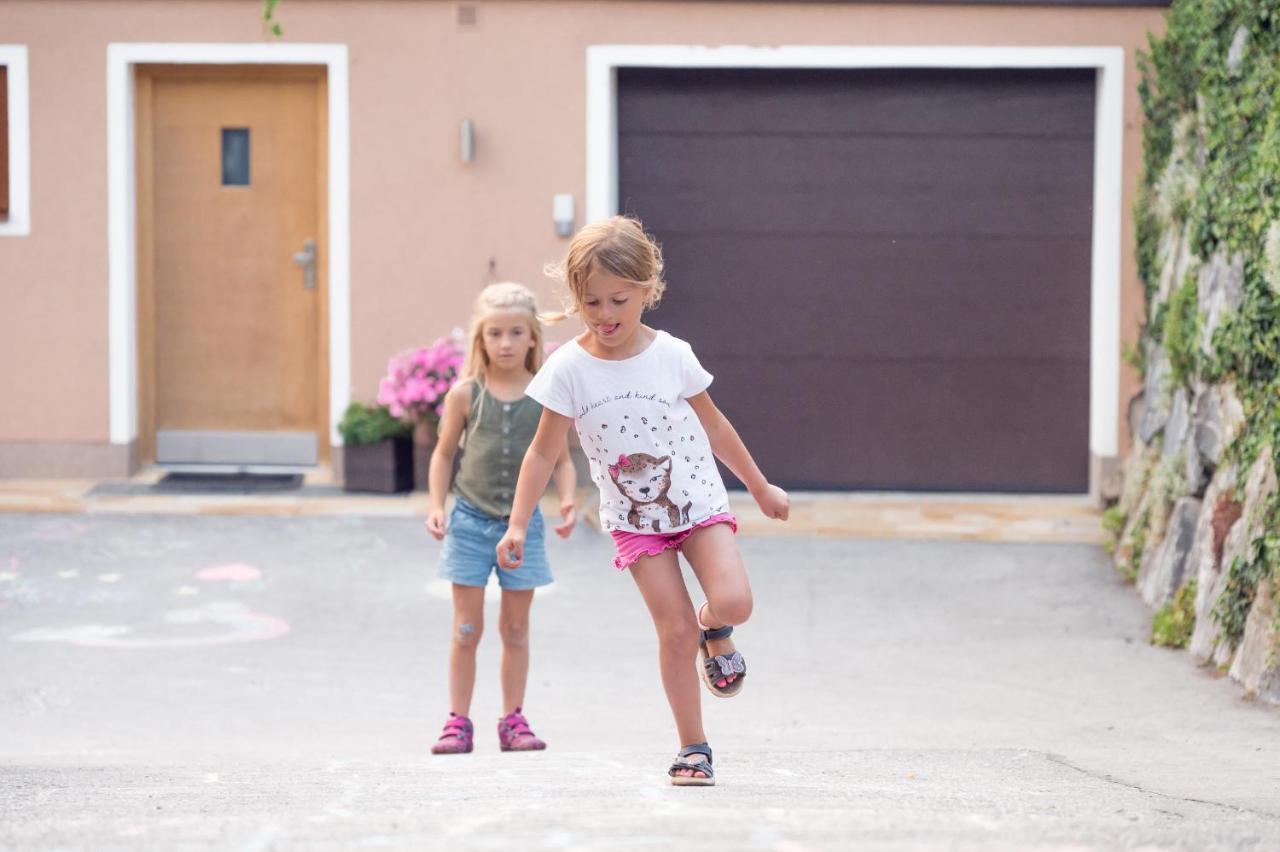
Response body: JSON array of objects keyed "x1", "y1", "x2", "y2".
[{"x1": 525, "y1": 329, "x2": 730, "y2": 534}]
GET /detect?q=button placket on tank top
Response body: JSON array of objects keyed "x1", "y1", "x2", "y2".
[{"x1": 498, "y1": 401, "x2": 512, "y2": 504}]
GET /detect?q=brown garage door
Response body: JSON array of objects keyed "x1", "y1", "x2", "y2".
[{"x1": 618, "y1": 67, "x2": 1094, "y2": 492}]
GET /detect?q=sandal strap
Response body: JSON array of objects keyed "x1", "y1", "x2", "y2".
[
  {"x1": 668, "y1": 761, "x2": 713, "y2": 779},
  {"x1": 701, "y1": 624, "x2": 733, "y2": 642},
  {"x1": 668, "y1": 742, "x2": 713, "y2": 777},
  {"x1": 668, "y1": 756, "x2": 714, "y2": 778}
]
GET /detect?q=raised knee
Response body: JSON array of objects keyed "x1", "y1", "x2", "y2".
[
  {"x1": 499, "y1": 621, "x2": 529, "y2": 649},
  {"x1": 713, "y1": 594, "x2": 753, "y2": 627},
  {"x1": 453, "y1": 621, "x2": 482, "y2": 649}
]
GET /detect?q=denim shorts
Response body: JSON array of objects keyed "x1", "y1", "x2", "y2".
[{"x1": 438, "y1": 496, "x2": 552, "y2": 590}]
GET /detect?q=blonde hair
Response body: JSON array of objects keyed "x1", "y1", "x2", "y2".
[
  {"x1": 462, "y1": 282, "x2": 545, "y2": 381},
  {"x1": 544, "y1": 216, "x2": 666, "y2": 321}
]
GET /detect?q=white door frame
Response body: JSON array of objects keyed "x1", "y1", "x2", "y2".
[
  {"x1": 586, "y1": 45, "x2": 1125, "y2": 486},
  {"x1": 106, "y1": 43, "x2": 351, "y2": 453}
]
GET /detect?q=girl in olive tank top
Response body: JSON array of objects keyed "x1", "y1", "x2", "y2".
[{"x1": 424, "y1": 283, "x2": 578, "y2": 754}]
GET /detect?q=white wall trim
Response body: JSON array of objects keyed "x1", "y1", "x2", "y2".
[
  {"x1": 586, "y1": 44, "x2": 1125, "y2": 481},
  {"x1": 106, "y1": 43, "x2": 351, "y2": 448},
  {"x1": 0, "y1": 45, "x2": 31, "y2": 237}
]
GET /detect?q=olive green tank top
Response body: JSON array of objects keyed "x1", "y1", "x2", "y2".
[{"x1": 453, "y1": 377, "x2": 543, "y2": 519}]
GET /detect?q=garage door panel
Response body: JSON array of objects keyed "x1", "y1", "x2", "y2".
[
  {"x1": 652, "y1": 234, "x2": 1091, "y2": 361},
  {"x1": 620, "y1": 135, "x2": 1094, "y2": 237},
  {"x1": 618, "y1": 67, "x2": 1097, "y2": 139},
  {"x1": 618, "y1": 67, "x2": 1093, "y2": 491},
  {"x1": 708, "y1": 357, "x2": 1089, "y2": 492}
]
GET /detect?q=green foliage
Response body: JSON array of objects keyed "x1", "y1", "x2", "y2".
[
  {"x1": 1163, "y1": 271, "x2": 1201, "y2": 387},
  {"x1": 1123, "y1": 338, "x2": 1146, "y2": 379},
  {"x1": 1147, "y1": 300, "x2": 1169, "y2": 352},
  {"x1": 338, "y1": 402, "x2": 411, "y2": 446},
  {"x1": 263, "y1": 0, "x2": 283, "y2": 38},
  {"x1": 1214, "y1": 552, "x2": 1267, "y2": 649},
  {"x1": 1135, "y1": 5, "x2": 1280, "y2": 622},
  {"x1": 1146, "y1": 455, "x2": 1184, "y2": 546},
  {"x1": 1134, "y1": 190, "x2": 1163, "y2": 305},
  {"x1": 1138, "y1": 2, "x2": 1280, "y2": 262},
  {"x1": 1208, "y1": 466, "x2": 1280, "y2": 653},
  {"x1": 1102, "y1": 506, "x2": 1127, "y2": 554},
  {"x1": 1152, "y1": 580, "x2": 1198, "y2": 648},
  {"x1": 1121, "y1": 508, "x2": 1150, "y2": 583}
]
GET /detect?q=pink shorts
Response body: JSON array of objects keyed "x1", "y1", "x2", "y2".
[{"x1": 609, "y1": 513, "x2": 738, "y2": 570}]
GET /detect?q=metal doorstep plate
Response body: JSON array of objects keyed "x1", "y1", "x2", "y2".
[
  {"x1": 153, "y1": 472, "x2": 304, "y2": 494},
  {"x1": 156, "y1": 430, "x2": 318, "y2": 466}
]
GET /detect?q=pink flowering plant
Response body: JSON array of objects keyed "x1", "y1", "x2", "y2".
[{"x1": 377, "y1": 334, "x2": 465, "y2": 428}]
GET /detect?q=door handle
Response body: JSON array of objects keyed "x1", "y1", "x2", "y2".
[{"x1": 292, "y1": 238, "x2": 317, "y2": 291}]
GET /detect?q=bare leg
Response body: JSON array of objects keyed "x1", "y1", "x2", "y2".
[
  {"x1": 680, "y1": 523, "x2": 752, "y2": 688},
  {"x1": 448, "y1": 584, "x2": 486, "y2": 716},
  {"x1": 629, "y1": 549, "x2": 709, "y2": 779},
  {"x1": 498, "y1": 588, "x2": 535, "y2": 715}
]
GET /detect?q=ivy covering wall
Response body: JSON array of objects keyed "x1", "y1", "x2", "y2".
[{"x1": 1108, "y1": 0, "x2": 1280, "y2": 700}]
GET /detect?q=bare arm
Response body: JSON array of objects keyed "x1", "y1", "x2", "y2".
[
  {"x1": 496, "y1": 409, "x2": 574, "y2": 566},
  {"x1": 687, "y1": 391, "x2": 789, "y2": 520},
  {"x1": 551, "y1": 443, "x2": 579, "y2": 538},
  {"x1": 424, "y1": 381, "x2": 472, "y2": 539}
]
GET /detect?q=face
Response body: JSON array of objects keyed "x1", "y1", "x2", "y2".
[
  {"x1": 609, "y1": 455, "x2": 671, "y2": 504},
  {"x1": 480, "y1": 309, "x2": 536, "y2": 370},
  {"x1": 579, "y1": 268, "x2": 647, "y2": 351}
]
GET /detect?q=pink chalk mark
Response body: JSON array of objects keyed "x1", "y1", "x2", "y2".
[{"x1": 196, "y1": 563, "x2": 262, "y2": 583}]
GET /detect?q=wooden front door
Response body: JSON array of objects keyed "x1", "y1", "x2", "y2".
[{"x1": 137, "y1": 65, "x2": 327, "y2": 466}]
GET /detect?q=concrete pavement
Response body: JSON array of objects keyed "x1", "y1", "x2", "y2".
[{"x1": 2, "y1": 512, "x2": 1278, "y2": 850}]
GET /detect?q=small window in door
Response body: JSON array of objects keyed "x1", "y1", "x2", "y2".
[
  {"x1": 1, "y1": 64, "x2": 9, "y2": 218},
  {"x1": 0, "y1": 46, "x2": 30, "y2": 235},
  {"x1": 221, "y1": 127, "x2": 250, "y2": 186}
]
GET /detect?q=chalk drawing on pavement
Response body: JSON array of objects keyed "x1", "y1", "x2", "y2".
[{"x1": 11, "y1": 601, "x2": 290, "y2": 648}]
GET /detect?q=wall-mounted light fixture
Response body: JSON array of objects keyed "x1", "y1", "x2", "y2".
[
  {"x1": 460, "y1": 119, "x2": 475, "y2": 163},
  {"x1": 553, "y1": 193, "x2": 575, "y2": 237}
]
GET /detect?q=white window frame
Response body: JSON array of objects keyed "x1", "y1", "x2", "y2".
[
  {"x1": 586, "y1": 45, "x2": 1126, "y2": 482},
  {"x1": 0, "y1": 45, "x2": 31, "y2": 237}
]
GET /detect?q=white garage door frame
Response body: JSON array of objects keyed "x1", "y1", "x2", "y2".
[{"x1": 585, "y1": 45, "x2": 1125, "y2": 494}]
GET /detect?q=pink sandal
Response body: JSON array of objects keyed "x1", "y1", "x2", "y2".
[
  {"x1": 498, "y1": 707, "x2": 547, "y2": 752},
  {"x1": 430, "y1": 712, "x2": 474, "y2": 755}
]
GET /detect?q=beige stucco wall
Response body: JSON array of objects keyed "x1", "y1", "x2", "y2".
[{"x1": 0, "y1": 0, "x2": 1164, "y2": 475}]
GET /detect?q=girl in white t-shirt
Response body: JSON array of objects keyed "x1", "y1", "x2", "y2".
[{"x1": 496, "y1": 216, "x2": 790, "y2": 786}]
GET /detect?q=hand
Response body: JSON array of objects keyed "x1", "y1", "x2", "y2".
[
  {"x1": 496, "y1": 527, "x2": 526, "y2": 570},
  {"x1": 554, "y1": 502, "x2": 577, "y2": 538},
  {"x1": 752, "y1": 483, "x2": 790, "y2": 521},
  {"x1": 424, "y1": 508, "x2": 447, "y2": 541}
]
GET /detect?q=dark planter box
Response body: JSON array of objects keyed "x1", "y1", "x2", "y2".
[{"x1": 343, "y1": 437, "x2": 414, "y2": 493}]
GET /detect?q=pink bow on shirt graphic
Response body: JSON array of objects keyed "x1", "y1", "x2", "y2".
[{"x1": 607, "y1": 453, "x2": 630, "y2": 477}]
